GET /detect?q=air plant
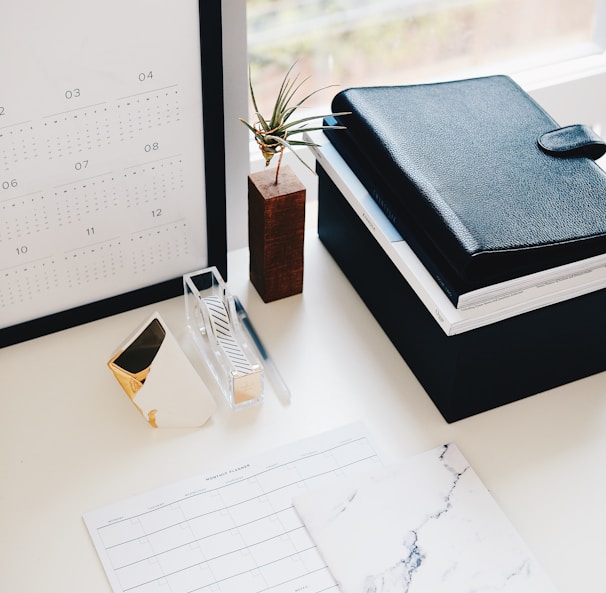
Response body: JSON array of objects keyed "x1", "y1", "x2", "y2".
[{"x1": 240, "y1": 63, "x2": 350, "y2": 184}]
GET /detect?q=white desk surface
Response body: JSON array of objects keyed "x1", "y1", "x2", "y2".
[{"x1": 2, "y1": 208, "x2": 605, "y2": 593}]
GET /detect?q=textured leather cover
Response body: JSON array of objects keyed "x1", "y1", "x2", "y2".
[{"x1": 327, "y1": 75, "x2": 606, "y2": 289}]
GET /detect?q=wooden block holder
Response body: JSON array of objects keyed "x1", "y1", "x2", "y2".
[{"x1": 248, "y1": 165, "x2": 306, "y2": 302}]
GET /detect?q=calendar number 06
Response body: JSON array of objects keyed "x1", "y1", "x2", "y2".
[{"x1": 2, "y1": 179, "x2": 18, "y2": 190}]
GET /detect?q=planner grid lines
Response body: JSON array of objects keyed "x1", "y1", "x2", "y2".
[{"x1": 84, "y1": 428, "x2": 384, "y2": 593}]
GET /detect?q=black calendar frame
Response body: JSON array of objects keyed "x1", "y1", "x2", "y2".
[{"x1": 0, "y1": 0, "x2": 228, "y2": 348}]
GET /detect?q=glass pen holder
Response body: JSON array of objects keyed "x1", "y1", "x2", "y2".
[{"x1": 184, "y1": 267, "x2": 264, "y2": 409}]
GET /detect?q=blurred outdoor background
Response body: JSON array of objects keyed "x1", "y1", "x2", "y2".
[{"x1": 246, "y1": 0, "x2": 599, "y2": 114}]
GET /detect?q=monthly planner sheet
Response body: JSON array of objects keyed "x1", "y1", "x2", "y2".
[
  {"x1": 1, "y1": 0, "x2": 208, "y2": 329},
  {"x1": 83, "y1": 423, "x2": 384, "y2": 593}
]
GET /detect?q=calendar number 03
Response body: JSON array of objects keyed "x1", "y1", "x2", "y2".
[{"x1": 65, "y1": 88, "x2": 81, "y2": 99}]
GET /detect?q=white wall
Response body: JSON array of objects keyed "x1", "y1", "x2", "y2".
[{"x1": 221, "y1": 0, "x2": 251, "y2": 252}]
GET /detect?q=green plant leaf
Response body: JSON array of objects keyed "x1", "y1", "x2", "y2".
[{"x1": 241, "y1": 62, "x2": 351, "y2": 182}]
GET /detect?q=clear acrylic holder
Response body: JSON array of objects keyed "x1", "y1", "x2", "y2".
[{"x1": 184, "y1": 267, "x2": 264, "y2": 409}]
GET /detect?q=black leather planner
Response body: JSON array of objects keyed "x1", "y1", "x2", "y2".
[{"x1": 326, "y1": 76, "x2": 606, "y2": 305}]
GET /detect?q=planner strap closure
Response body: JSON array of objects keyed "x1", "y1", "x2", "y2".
[{"x1": 538, "y1": 124, "x2": 606, "y2": 160}]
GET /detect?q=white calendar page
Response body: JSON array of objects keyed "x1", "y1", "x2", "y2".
[
  {"x1": 83, "y1": 423, "x2": 385, "y2": 593},
  {"x1": 1, "y1": 0, "x2": 209, "y2": 329}
]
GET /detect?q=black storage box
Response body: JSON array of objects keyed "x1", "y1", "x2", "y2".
[{"x1": 317, "y1": 163, "x2": 606, "y2": 422}]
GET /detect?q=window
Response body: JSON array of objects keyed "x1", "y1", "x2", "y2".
[
  {"x1": 247, "y1": 0, "x2": 602, "y2": 112},
  {"x1": 230, "y1": 0, "x2": 606, "y2": 250}
]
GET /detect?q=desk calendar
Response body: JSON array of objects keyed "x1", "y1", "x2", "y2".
[
  {"x1": 83, "y1": 423, "x2": 384, "y2": 593},
  {"x1": 0, "y1": 0, "x2": 227, "y2": 347}
]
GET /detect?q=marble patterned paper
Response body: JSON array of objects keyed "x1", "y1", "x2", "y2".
[{"x1": 294, "y1": 443, "x2": 558, "y2": 593}]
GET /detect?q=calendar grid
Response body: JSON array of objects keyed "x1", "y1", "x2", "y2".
[
  {"x1": 1, "y1": 78, "x2": 205, "y2": 327},
  {"x1": 84, "y1": 427, "x2": 383, "y2": 593}
]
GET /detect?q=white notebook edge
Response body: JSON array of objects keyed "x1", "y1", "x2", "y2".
[{"x1": 307, "y1": 130, "x2": 606, "y2": 335}]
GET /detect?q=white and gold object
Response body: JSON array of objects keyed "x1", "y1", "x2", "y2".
[{"x1": 107, "y1": 312, "x2": 217, "y2": 427}]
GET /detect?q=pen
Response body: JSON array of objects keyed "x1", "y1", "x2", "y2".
[{"x1": 234, "y1": 297, "x2": 291, "y2": 403}]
